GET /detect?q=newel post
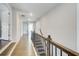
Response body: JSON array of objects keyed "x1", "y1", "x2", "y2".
[{"x1": 47, "y1": 35, "x2": 52, "y2": 56}]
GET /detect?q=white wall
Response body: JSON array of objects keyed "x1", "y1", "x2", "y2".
[
  {"x1": 35, "y1": 3, "x2": 77, "y2": 50},
  {"x1": 77, "y1": 4, "x2": 79, "y2": 52},
  {"x1": 11, "y1": 8, "x2": 21, "y2": 42},
  {"x1": 11, "y1": 8, "x2": 17, "y2": 41}
]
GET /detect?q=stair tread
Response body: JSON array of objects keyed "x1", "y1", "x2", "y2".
[
  {"x1": 40, "y1": 53, "x2": 46, "y2": 56},
  {"x1": 36, "y1": 46, "x2": 43, "y2": 48},
  {"x1": 31, "y1": 33, "x2": 46, "y2": 56},
  {"x1": 35, "y1": 43, "x2": 42, "y2": 45},
  {"x1": 38, "y1": 49, "x2": 45, "y2": 52}
]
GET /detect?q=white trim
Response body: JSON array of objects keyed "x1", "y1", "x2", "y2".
[
  {"x1": 0, "y1": 35, "x2": 38, "y2": 56},
  {"x1": 7, "y1": 39, "x2": 21, "y2": 56},
  {"x1": 31, "y1": 41, "x2": 38, "y2": 56},
  {"x1": 6, "y1": 41, "x2": 16, "y2": 56},
  {"x1": 0, "y1": 41, "x2": 12, "y2": 54}
]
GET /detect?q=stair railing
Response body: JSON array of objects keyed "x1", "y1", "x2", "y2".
[{"x1": 35, "y1": 33, "x2": 79, "y2": 56}]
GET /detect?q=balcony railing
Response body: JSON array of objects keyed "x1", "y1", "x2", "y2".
[{"x1": 31, "y1": 32, "x2": 79, "y2": 56}]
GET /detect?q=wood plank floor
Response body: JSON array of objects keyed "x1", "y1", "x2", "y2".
[{"x1": 11, "y1": 34, "x2": 35, "y2": 56}]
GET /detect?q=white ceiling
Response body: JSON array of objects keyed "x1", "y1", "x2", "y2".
[{"x1": 10, "y1": 3, "x2": 59, "y2": 21}]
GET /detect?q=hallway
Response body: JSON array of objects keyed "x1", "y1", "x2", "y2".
[
  {"x1": 11, "y1": 34, "x2": 35, "y2": 56},
  {"x1": 0, "y1": 3, "x2": 79, "y2": 56}
]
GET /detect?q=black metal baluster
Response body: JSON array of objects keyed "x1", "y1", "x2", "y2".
[
  {"x1": 60, "y1": 49, "x2": 62, "y2": 56},
  {"x1": 52, "y1": 45, "x2": 53, "y2": 56},
  {"x1": 45, "y1": 40, "x2": 47, "y2": 56},
  {"x1": 55, "y1": 46, "x2": 57, "y2": 56},
  {"x1": 47, "y1": 40, "x2": 50, "y2": 56},
  {"x1": 49, "y1": 42, "x2": 50, "y2": 56}
]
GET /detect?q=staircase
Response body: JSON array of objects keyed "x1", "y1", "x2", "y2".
[
  {"x1": 31, "y1": 32, "x2": 46, "y2": 56},
  {"x1": 31, "y1": 32, "x2": 79, "y2": 56}
]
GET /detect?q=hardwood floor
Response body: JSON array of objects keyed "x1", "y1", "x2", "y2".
[{"x1": 11, "y1": 34, "x2": 35, "y2": 56}]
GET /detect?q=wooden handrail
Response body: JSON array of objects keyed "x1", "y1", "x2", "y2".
[
  {"x1": 34, "y1": 32, "x2": 79, "y2": 56},
  {"x1": 49, "y1": 40, "x2": 79, "y2": 56}
]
